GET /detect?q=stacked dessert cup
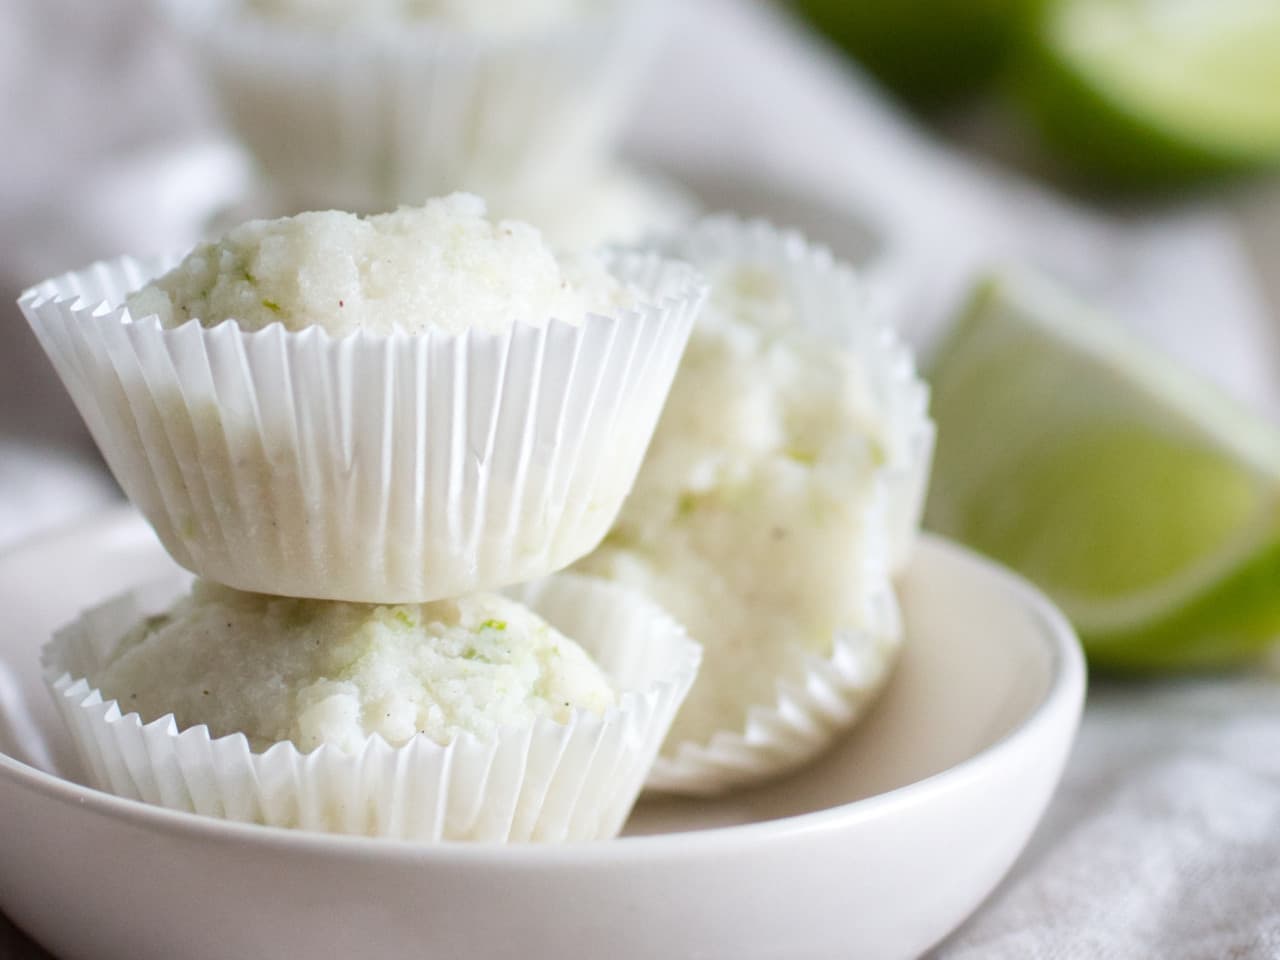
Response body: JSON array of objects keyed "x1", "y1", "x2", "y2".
[
  {"x1": 19, "y1": 201, "x2": 934, "y2": 833},
  {"x1": 19, "y1": 198, "x2": 711, "y2": 843},
  {"x1": 18, "y1": 0, "x2": 933, "y2": 840}
]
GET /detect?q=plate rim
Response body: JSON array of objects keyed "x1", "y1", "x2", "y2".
[{"x1": 0, "y1": 507, "x2": 1085, "y2": 865}]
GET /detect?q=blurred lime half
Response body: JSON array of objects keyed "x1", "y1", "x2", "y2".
[
  {"x1": 1020, "y1": 0, "x2": 1280, "y2": 185},
  {"x1": 926, "y1": 271, "x2": 1280, "y2": 671},
  {"x1": 790, "y1": 0, "x2": 1028, "y2": 109}
]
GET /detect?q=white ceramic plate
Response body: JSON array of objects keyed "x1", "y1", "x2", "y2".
[{"x1": 0, "y1": 509, "x2": 1083, "y2": 960}]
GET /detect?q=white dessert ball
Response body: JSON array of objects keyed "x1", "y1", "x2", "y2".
[
  {"x1": 126, "y1": 193, "x2": 631, "y2": 336},
  {"x1": 92, "y1": 580, "x2": 617, "y2": 753},
  {"x1": 576, "y1": 260, "x2": 891, "y2": 750}
]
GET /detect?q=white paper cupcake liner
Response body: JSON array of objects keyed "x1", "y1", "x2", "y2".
[
  {"x1": 19, "y1": 253, "x2": 705, "y2": 603},
  {"x1": 158, "y1": 0, "x2": 664, "y2": 213},
  {"x1": 42, "y1": 572, "x2": 701, "y2": 842},
  {"x1": 650, "y1": 214, "x2": 934, "y2": 574},
  {"x1": 647, "y1": 591, "x2": 901, "y2": 796}
]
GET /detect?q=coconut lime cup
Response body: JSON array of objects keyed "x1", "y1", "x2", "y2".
[
  {"x1": 19, "y1": 196, "x2": 706, "y2": 603},
  {"x1": 41, "y1": 572, "x2": 701, "y2": 842},
  {"x1": 576, "y1": 216, "x2": 931, "y2": 795},
  {"x1": 156, "y1": 0, "x2": 664, "y2": 213},
  {"x1": 657, "y1": 215, "x2": 935, "y2": 573}
]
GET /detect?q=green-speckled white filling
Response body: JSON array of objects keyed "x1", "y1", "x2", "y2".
[
  {"x1": 126, "y1": 193, "x2": 631, "y2": 336},
  {"x1": 575, "y1": 260, "x2": 889, "y2": 749},
  {"x1": 92, "y1": 581, "x2": 616, "y2": 753}
]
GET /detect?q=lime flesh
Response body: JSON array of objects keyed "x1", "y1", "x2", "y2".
[
  {"x1": 1020, "y1": 0, "x2": 1280, "y2": 186},
  {"x1": 926, "y1": 272, "x2": 1280, "y2": 671}
]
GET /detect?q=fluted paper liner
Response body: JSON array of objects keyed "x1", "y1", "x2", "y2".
[
  {"x1": 42, "y1": 573, "x2": 701, "y2": 843},
  {"x1": 642, "y1": 476, "x2": 902, "y2": 796},
  {"x1": 158, "y1": 0, "x2": 663, "y2": 212},
  {"x1": 20, "y1": 254, "x2": 704, "y2": 603},
  {"x1": 646, "y1": 579, "x2": 902, "y2": 796},
  {"x1": 651, "y1": 214, "x2": 934, "y2": 573}
]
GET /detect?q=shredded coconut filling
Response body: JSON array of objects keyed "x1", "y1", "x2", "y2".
[
  {"x1": 92, "y1": 581, "x2": 617, "y2": 752},
  {"x1": 127, "y1": 193, "x2": 632, "y2": 336},
  {"x1": 575, "y1": 259, "x2": 889, "y2": 748}
]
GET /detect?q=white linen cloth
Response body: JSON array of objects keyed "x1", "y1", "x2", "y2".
[{"x1": 1, "y1": 0, "x2": 1279, "y2": 957}]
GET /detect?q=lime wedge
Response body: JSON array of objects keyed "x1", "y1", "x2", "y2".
[
  {"x1": 925, "y1": 271, "x2": 1280, "y2": 671},
  {"x1": 790, "y1": 0, "x2": 1028, "y2": 109},
  {"x1": 1020, "y1": 0, "x2": 1280, "y2": 185}
]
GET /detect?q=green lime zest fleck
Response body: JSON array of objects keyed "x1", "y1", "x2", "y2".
[
  {"x1": 785, "y1": 447, "x2": 818, "y2": 466},
  {"x1": 283, "y1": 603, "x2": 318, "y2": 630},
  {"x1": 810, "y1": 489, "x2": 831, "y2": 524},
  {"x1": 142, "y1": 613, "x2": 171, "y2": 635},
  {"x1": 732, "y1": 266, "x2": 780, "y2": 301},
  {"x1": 261, "y1": 298, "x2": 283, "y2": 315},
  {"x1": 602, "y1": 527, "x2": 636, "y2": 550},
  {"x1": 479, "y1": 618, "x2": 507, "y2": 632}
]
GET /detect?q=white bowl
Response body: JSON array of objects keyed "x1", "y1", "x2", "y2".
[{"x1": 0, "y1": 509, "x2": 1084, "y2": 960}]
